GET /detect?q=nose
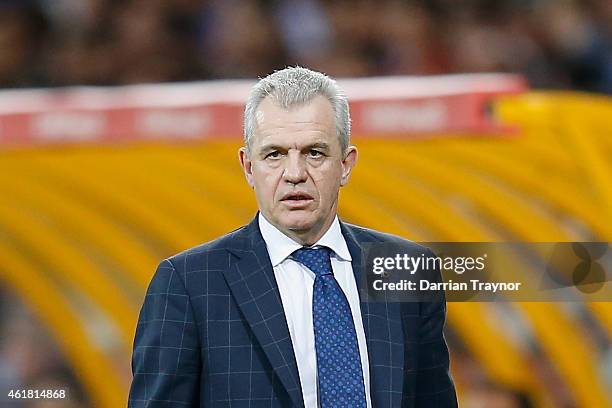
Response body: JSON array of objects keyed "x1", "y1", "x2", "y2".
[{"x1": 282, "y1": 151, "x2": 308, "y2": 185}]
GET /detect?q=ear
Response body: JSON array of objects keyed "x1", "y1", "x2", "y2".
[
  {"x1": 239, "y1": 147, "x2": 255, "y2": 189},
  {"x1": 340, "y1": 145, "x2": 358, "y2": 187}
]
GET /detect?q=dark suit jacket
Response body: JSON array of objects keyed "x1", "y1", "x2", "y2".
[{"x1": 129, "y1": 215, "x2": 457, "y2": 407}]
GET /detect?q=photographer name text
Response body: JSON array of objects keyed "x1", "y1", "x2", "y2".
[{"x1": 372, "y1": 279, "x2": 522, "y2": 292}]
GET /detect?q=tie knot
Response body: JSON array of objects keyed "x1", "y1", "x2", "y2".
[{"x1": 291, "y1": 247, "x2": 333, "y2": 277}]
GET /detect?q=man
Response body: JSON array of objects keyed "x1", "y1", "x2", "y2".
[{"x1": 129, "y1": 67, "x2": 457, "y2": 407}]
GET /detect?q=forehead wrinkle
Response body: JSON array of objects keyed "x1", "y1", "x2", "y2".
[
  {"x1": 259, "y1": 113, "x2": 329, "y2": 126},
  {"x1": 256, "y1": 95, "x2": 334, "y2": 126},
  {"x1": 256, "y1": 120, "x2": 331, "y2": 138},
  {"x1": 252, "y1": 96, "x2": 337, "y2": 152}
]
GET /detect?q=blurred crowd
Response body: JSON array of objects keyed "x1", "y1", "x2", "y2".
[
  {"x1": 0, "y1": 286, "x2": 87, "y2": 408},
  {"x1": 1, "y1": 0, "x2": 611, "y2": 93}
]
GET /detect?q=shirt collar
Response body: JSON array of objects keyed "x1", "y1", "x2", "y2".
[{"x1": 258, "y1": 212, "x2": 352, "y2": 267}]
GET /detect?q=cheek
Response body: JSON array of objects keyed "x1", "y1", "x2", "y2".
[
  {"x1": 312, "y1": 166, "x2": 343, "y2": 202},
  {"x1": 252, "y1": 166, "x2": 282, "y2": 197}
]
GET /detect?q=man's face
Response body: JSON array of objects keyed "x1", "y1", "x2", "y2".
[{"x1": 239, "y1": 95, "x2": 357, "y2": 244}]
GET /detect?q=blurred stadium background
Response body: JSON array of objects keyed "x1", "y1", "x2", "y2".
[{"x1": 0, "y1": 0, "x2": 611, "y2": 407}]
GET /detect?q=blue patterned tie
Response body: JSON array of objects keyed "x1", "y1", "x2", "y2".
[{"x1": 291, "y1": 247, "x2": 367, "y2": 408}]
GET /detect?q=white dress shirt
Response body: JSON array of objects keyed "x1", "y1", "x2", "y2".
[{"x1": 258, "y1": 213, "x2": 372, "y2": 408}]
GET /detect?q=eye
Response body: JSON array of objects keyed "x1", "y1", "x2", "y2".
[
  {"x1": 265, "y1": 151, "x2": 282, "y2": 159},
  {"x1": 308, "y1": 149, "x2": 324, "y2": 159}
]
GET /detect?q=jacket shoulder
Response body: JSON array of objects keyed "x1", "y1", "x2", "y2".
[
  {"x1": 164, "y1": 224, "x2": 248, "y2": 273},
  {"x1": 343, "y1": 222, "x2": 433, "y2": 254}
]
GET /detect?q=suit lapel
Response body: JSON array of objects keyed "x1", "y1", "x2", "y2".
[
  {"x1": 341, "y1": 221, "x2": 405, "y2": 408},
  {"x1": 222, "y1": 216, "x2": 305, "y2": 408}
]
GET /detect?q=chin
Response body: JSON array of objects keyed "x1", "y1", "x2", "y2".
[{"x1": 280, "y1": 212, "x2": 316, "y2": 232}]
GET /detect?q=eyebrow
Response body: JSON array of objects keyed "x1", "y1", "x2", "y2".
[
  {"x1": 258, "y1": 144, "x2": 285, "y2": 155},
  {"x1": 258, "y1": 142, "x2": 331, "y2": 154},
  {"x1": 306, "y1": 142, "x2": 330, "y2": 151}
]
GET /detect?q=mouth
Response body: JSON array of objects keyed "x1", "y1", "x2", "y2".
[{"x1": 280, "y1": 192, "x2": 314, "y2": 208}]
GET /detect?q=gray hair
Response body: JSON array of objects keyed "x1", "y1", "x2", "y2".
[{"x1": 243, "y1": 66, "x2": 351, "y2": 154}]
